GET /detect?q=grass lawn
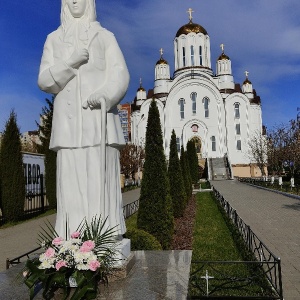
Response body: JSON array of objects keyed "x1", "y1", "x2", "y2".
[{"x1": 188, "y1": 192, "x2": 275, "y2": 297}]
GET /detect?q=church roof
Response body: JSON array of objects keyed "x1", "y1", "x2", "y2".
[
  {"x1": 137, "y1": 86, "x2": 146, "y2": 92},
  {"x1": 243, "y1": 78, "x2": 252, "y2": 85},
  {"x1": 156, "y1": 57, "x2": 169, "y2": 65},
  {"x1": 176, "y1": 20, "x2": 208, "y2": 37},
  {"x1": 218, "y1": 52, "x2": 230, "y2": 61}
]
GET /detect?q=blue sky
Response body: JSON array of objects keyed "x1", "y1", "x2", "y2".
[{"x1": 1, "y1": 0, "x2": 300, "y2": 133}]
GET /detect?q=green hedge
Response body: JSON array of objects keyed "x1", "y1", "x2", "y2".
[{"x1": 125, "y1": 228, "x2": 162, "y2": 250}]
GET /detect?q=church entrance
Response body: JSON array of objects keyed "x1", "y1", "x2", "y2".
[{"x1": 189, "y1": 136, "x2": 206, "y2": 178}]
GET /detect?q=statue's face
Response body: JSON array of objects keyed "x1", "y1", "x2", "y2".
[{"x1": 66, "y1": 0, "x2": 87, "y2": 18}]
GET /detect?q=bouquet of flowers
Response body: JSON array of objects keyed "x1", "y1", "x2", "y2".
[{"x1": 23, "y1": 216, "x2": 118, "y2": 300}]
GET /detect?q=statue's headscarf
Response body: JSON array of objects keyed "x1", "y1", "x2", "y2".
[{"x1": 60, "y1": 0, "x2": 98, "y2": 47}]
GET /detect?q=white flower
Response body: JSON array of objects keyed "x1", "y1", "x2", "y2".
[{"x1": 39, "y1": 260, "x2": 54, "y2": 269}]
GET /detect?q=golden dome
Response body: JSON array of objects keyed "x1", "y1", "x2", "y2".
[
  {"x1": 218, "y1": 52, "x2": 230, "y2": 61},
  {"x1": 137, "y1": 86, "x2": 146, "y2": 92},
  {"x1": 156, "y1": 57, "x2": 168, "y2": 65},
  {"x1": 176, "y1": 20, "x2": 208, "y2": 37},
  {"x1": 243, "y1": 78, "x2": 252, "y2": 85}
]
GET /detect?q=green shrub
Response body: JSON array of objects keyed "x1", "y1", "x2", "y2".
[
  {"x1": 0, "y1": 111, "x2": 25, "y2": 222},
  {"x1": 137, "y1": 100, "x2": 174, "y2": 249},
  {"x1": 125, "y1": 228, "x2": 162, "y2": 250},
  {"x1": 168, "y1": 130, "x2": 186, "y2": 217}
]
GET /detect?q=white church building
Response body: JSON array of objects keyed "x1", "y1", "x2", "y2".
[{"x1": 131, "y1": 10, "x2": 264, "y2": 179}]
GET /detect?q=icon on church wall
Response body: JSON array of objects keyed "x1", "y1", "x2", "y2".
[{"x1": 192, "y1": 124, "x2": 199, "y2": 133}]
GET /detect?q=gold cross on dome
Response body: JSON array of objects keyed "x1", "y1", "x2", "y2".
[
  {"x1": 159, "y1": 48, "x2": 164, "y2": 57},
  {"x1": 245, "y1": 70, "x2": 249, "y2": 78},
  {"x1": 187, "y1": 8, "x2": 194, "y2": 21},
  {"x1": 220, "y1": 43, "x2": 225, "y2": 53},
  {"x1": 139, "y1": 77, "x2": 142, "y2": 86}
]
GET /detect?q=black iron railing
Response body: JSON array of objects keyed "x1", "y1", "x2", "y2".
[
  {"x1": 189, "y1": 260, "x2": 282, "y2": 299},
  {"x1": 238, "y1": 177, "x2": 300, "y2": 196},
  {"x1": 190, "y1": 187, "x2": 283, "y2": 299},
  {"x1": 123, "y1": 199, "x2": 139, "y2": 219},
  {"x1": 0, "y1": 174, "x2": 48, "y2": 225}
]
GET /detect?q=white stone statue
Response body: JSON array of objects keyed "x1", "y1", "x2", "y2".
[{"x1": 38, "y1": 0, "x2": 129, "y2": 239}]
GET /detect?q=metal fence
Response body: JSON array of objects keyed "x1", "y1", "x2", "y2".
[
  {"x1": 0, "y1": 174, "x2": 48, "y2": 225},
  {"x1": 190, "y1": 187, "x2": 283, "y2": 299},
  {"x1": 238, "y1": 177, "x2": 300, "y2": 196},
  {"x1": 123, "y1": 198, "x2": 139, "y2": 219}
]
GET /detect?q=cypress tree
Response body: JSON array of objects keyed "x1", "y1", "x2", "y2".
[
  {"x1": 187, "y1": 139, "x2": 199, "y2": 184},
  {"x1": 168, "y1": 130, "x2": 186, "y2": 217},
  {"x1": 0, "y1": 111, "x2": 25, "y2": 222},
  {"x1": 37, "y1": 97, "x2": 57, "y2": 209},
  {"x1": 180, "y1": 146, "x2": 192, "y2": 200},
  {"x1": 137, "y1": 100, "x2": 174, "y2": 249}
]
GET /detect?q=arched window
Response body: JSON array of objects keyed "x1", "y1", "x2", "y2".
[
  {"x1": 179, "y1": 98, "x2": 185, "y2": 119},
  {"x1": 191, "y1": 92, "x2": 197, "y2": 114},
  {"x1": 211, "y1": 136, "x2": 216, "y2": 151},
  {"x1": 199, "y1": 46, "x2": 203, "y2": 65},
  {"x1": 182, "y1": 47, "x2": 186, "y2": 67},
  {"x1": 235, "y1": 123, "x2": 241, "y2": 135},
  {"x1": 203, "y1": 97, "x2": 209, "y2": 118},
  {"x1": 191, "y1": 45, "x2": 195, "y2": 66},
  {"x1": 234, "y1": 103, "x2": 240, "y2": 119}
]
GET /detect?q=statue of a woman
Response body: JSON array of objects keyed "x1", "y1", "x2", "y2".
[{"x1": 38, "y1": 0, "x2": 129, "y2": 238}]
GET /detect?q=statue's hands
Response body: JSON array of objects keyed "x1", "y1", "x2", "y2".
[
  {"x1": 82, "y1": 93, "x2": 105, "y2": 110},
  {"x1": 66, "y1": 48, "x2": 89, "y2": 69}
]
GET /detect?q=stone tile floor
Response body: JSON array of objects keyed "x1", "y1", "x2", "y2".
[{"x1": 0, "y1": 250, "x2": 192, "y2": 300}]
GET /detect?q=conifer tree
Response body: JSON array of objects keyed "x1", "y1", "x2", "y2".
[
  {"x1": 187, "y1": 139, "x2": 199, "y2": 183},
  {"x1": 37, "y1": 97, "x2": 57, "y2": 209},
  {"x1": 168, "y1": 130, "x2": 186, "y2": 217},
  {"x1": 137, "y1": 100, "x2": 174, "y2": 249},
  {"x1": 0, "y1": 111, "x2": 25, "y2": 222},
  {"x1": 180, "y1": 145, "x2": 192, "y2": 200}
]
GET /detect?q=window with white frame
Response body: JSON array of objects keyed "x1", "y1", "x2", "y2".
[
  {"x1": 199, "y1": 46, "x2": 203, "y2": 65},
  {"x1": 179, "y1": 98, "x2": 185, "y2": 119},
  {"x1": 191, "y1": 92, "x2": 197, "y2": 114},
  {"x1": 203, "y1": 97, "x2": 209, "y2": 118},
  {"x1": 182, "y1": 47, "x2": 186, "y2": 67},
  {"x1": 236, "y1": 123, "x2": 241, "y2": 135},
  {"x1": 237, "y1": 139, "x2": 242, "y2": 150},
  {"x1": 234, "y1": 103, "x2": 240, "y2": 119},
  {"x1": 211, "y1": 136, "x2": 216, "y2": 151},
  {"x1": 191, "y1": 45, "x2": 195, "y2": 66}
]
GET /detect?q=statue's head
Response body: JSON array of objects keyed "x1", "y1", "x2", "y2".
[{"x1": 61, "y1": 0, "x2": 97, "y2": 30}]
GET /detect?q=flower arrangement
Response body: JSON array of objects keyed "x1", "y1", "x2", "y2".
[{"x1": 23, "y1": 216, "x2": 118, "y2": 300}]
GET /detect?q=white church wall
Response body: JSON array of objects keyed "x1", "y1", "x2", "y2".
[
  {"x1": 164, "y1": 76, "x2": 225, "y2": 159},
  {"x1": 225, "y1": 94, "x2": 251, "y2": 165}
]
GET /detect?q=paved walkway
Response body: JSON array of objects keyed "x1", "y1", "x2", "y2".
[
  {"x1": 0, "y1": 188, "x2": 140, "y2": 272},
  {"x1": 211, "y1": 180, "x2": 300, "y2": 300}
]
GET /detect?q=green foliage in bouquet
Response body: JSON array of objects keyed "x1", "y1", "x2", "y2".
[{"x1": 23, "y1": 216, "x2": 118, "y2": 300}]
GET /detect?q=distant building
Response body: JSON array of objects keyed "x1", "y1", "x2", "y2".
[
  {"x1": 21, "y1": 130, "x2": 41, "y2": 151},
  {"x1": 131, "y1": 10, "x2": 264, "y2": 178},
  {"x1": 117, "y1": 103, "x2": 131, "y2": 143}
]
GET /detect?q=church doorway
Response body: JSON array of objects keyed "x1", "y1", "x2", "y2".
[{"x1": 189, "y1": 136, "x2": 206, "y2": 178}]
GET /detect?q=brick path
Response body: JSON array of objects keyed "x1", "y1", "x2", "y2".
[{"x1": 211, "y1": 179, "x2": 300, "y2": 300}]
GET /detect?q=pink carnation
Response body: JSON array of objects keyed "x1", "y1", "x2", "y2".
[
  {"x1": 80, "y1": 240, "x2": 95, "y2": 253},
  {"x1": 89, "y1": 260, "x2": 100, "y2": 271},
  {"x1": 45, "y1": 247, "x2": 55, "y2": 258},
  {"x1": 55, "y1": 260, "x2": 67, "y2": 271},
  {"x1": 52, "y1": 237, "x2": 64, "y2": 246},
  {"x1": 71, "y1": 231, "x2": 80, "y2": 239}
]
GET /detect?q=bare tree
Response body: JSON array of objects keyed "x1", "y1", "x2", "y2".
[
  {"x1": 247, "y1": 130, "x2": 269, "y2": 176},
  {"x1": 120, "y1": 143, "x2": 145, "y2": 180}
]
